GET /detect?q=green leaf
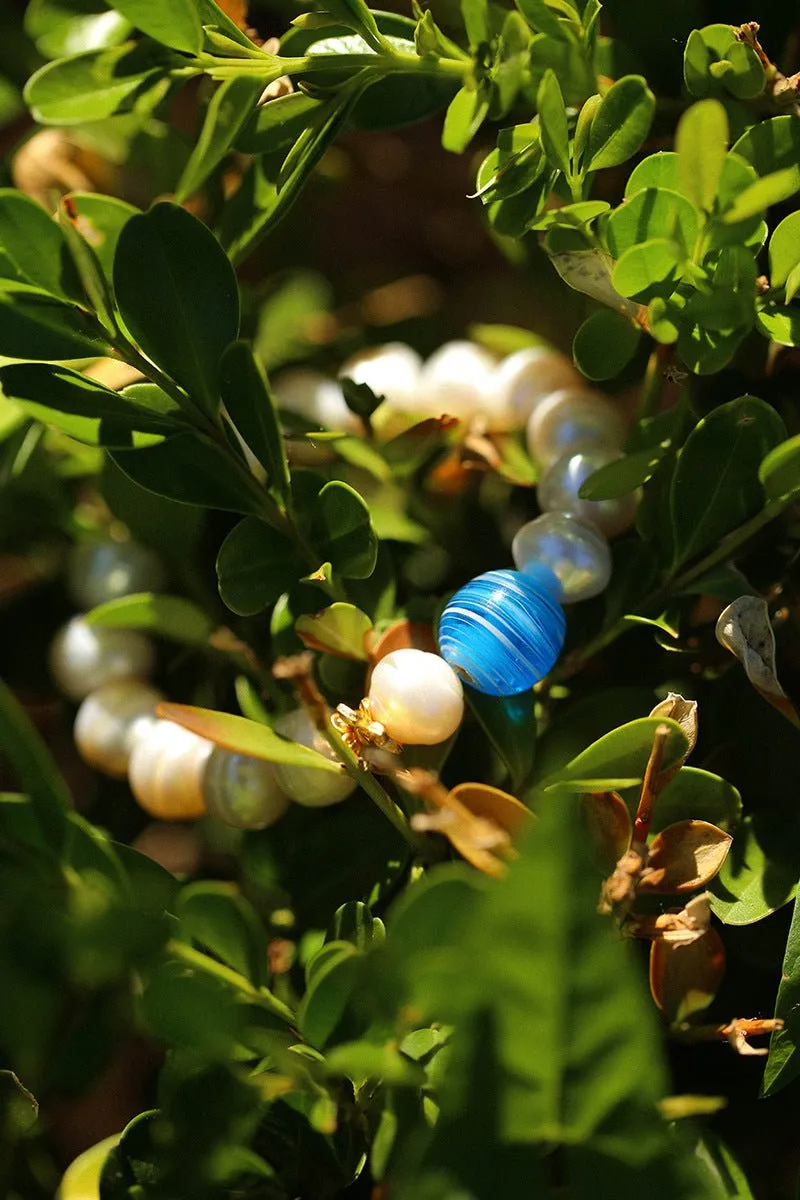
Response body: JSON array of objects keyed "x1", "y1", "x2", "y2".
[
  {"x1": 234, "y1": 90, "x2": 322, "y2": 155},
  {"x1": 157, "y1": 703, "x2": 344, "y2": 774},
  {"x1": 0, "y1": 678, "x2": 68, "y2": 846},
  {"x1": 313, "y1": 481, "x2": 378, "y2": 579},
  {"x1": 197, "y1": 0, "x2": 259, "y2": 49},
  {"x1": 722, "y1": 166, "x2": 800, "y2": 223},
  {"x1": 584, "y1": 74, "x2": 655, "y2": 172},
  {"x1": 0, "y1": 189, "x2": 83, "y2": 303},
  {"x1": 105, "y1": 0, "x2": 202, "y2": 51},
  {"x1": 763, "y1": 893, "x2": 800, "y2": 1097},
  {"x1": 84, "y1": 593, "x2": 214, "y2": 645},
  {"x1": 731, "y1": 114, "x2": 800, "y2": 178},
  {"x1": 611, "y1": 238, "x2": 683, "y2": 301},
  {"x1": 710, "y1": 815, "x2": 798, "y2": 926},
  {"x1": 0, "y1": 362, "x2": 176, "y2": 447},
  {"x1": 216, "y1": 516, "x2": 305, "y2": 616},
  {"x1": 675, "y1": 98, "x2": 728, "y2": 212},
  {"x1": 759, "y1": 434, "x2": 800, "y2": 503},
  {"x1": 110, "y1": 431, "x2": 265, "y2": 516},
  {"x1": 465, "y1": 687, "x2": 537, "y2": 793},
  {"x1": 295, "y1": 603, "x2": 373, "y2": 660},
  {"x1": 756, "y1": 303, "x2": 800, "y2": 348},
  {"x1": 539, "y1": 716, "x2": 689, "y2": 794},
  {"x1": 441, "y1": 85, "x2": 489, "y2": 154},
  {"x1": 606, "y1": 188, "x2": 699, "y2": 259},
  {"x1": 24, "y1": 41, "x2": 175, "y2": 126},
  {"x1": 58, "y1": 193, "x2": 140, "y2": 281},
  {"x1": 0, "y1": 291, "x2": 107, "y2": 360},
  {"x1": 537, "y1": 68, "x2": 571, "y2": 176},
  {"x1": 178, "y1": 882, "x2": 268, "y2": 988},
  {"x1": 649, "y1": 766, "x2": 742, "y2": 833},
  {"x1": 514, "y1": 0, "x2": 567, "y2": 41},
  {"x1": 298, "y1": 943, "x2": 362, "y2": 1049},
  {"x1": 670, "y1": 395, "x2": 785, "y2": 567},
  {"x1": 328, "y1": 900, "x2": 386, "y2": 951},
  {"x1": 572, "y1": 309, "x2": 641, "y2": 380},
  {"x1": 25, "y1": 0, "x2": 131, "y2": 58},
  {"x1": 684, "y1": 24, "x2": 764, "y2": 102},
  {"x1": 218, "y1": 341, "x2": 291, "y2": 507},
  {"x1": 113, "y1": 202, "x2": 239, "y2": 417},
  {"x1": 323, "y1": 0, "x2": 387, "y2": 50},
  {"x1": 578, "y1": 446, "x2": 667, "y2": 499},
  {"x1": 58, "y1": 197, "x2": 118, "y2": 335},
  {"x1": 176, "y1": 77, "x2": 265, "y2": 203}
]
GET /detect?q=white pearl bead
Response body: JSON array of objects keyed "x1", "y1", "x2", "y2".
[
  {"x1": 338, "y1": 343, "x2": 422, "y2": 411},
  {"x1": 74, "y1": 678, "x2": 165, "y2": 777},
  {"x1": 418, "y1": 341, "x2": 496, "y2": 423},
  {"x1": 202, "y1": 748, "x2": 290, "y2": 829},
  {"x1": 526, "y1": 387, "x2": 626, "y2": 468},
  {"x1": 128, "y1": 719, "x2": 212, "y2": 820},
  {"x1": 511, "y1": 512, "x2": 612, "y2": 603},
  {"x1": 50, "y1": 616, "x2": 156, "y2": 701},
  {"x1": 537, "y1": 450, "x2": 639, "y2": 538},
  {"x1": 368, "y1": 648, "x2": 464, "y2": 745},
  {"x1": 272, "y1": 708, "x2": 356, "y2": 807},
  {"x1": 272, "y1": 368, "x2": 359, "y2": 432},
  {"x1": 492, "y1": 348, "x2": 582, "y2": 430},
  {"x1": 67, "y1": 538, "x2": 166, "y2": 610}
]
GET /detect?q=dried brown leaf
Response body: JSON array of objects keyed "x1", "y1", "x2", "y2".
[
  {"x1": 716, "y1": 595, "x2": 800, "y2": 727},
  {"x1": 639, "y1": 820, "x2": 732, "y2": 893},
  {"x1": 649, "y1": 924, "x2": 725, "y2": 1023},
  {"x1": 583, "y1": 791, "x2": 632, "y2": 872},
  {"x1": 649, "y1": 692, "x2": 698, "y2": 760}
]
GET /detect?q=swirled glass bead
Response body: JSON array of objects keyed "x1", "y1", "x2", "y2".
[
  {"x1": 437, "y1": 569, "x2": 566, "y2": 696},
  {"x1": 511, "y1": 512, "x2": 612, "y2": 603}
]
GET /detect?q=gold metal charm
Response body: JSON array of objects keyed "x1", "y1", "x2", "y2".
[{"x1": 331, "y1": 697, "x2": 403, "y2": 767}]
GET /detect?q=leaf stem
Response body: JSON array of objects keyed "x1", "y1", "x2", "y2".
[
  {"x1": 321, "y1": 720, "x2": 422, "y2": 850},
  {"x1": 166, "y1": 938, "x2": 296, "y2": 1024}
]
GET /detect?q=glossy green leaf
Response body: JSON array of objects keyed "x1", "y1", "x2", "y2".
[
  {"x1": 684, "y1": 24, "x2": 764, "y2": 102},
  {"x1": 756, "y1": 303, "x2": 800, "y2": 348},
  {"x1": 106, "y1": 0, "x2": 202, "y2": 51},
  {"x1": 25, "y1": 0, "x2": 131, "y2": 58},
  {"x1": 675, "y1": 98, "x2": 728, "y2": 212},
  {"x1": 176, "y1": 76, "x2": 265, "y2": 202},
  {"x1": 110, "y1": 432, "x2": 265, "y2": 516},
  {"x1": 584, "y1": 74, "x2": 654, "y2": 172},
  {"x1": 84, "y1": 593, "x2": 214, "y2": 644},
  {"x1": 0, "y1": 291, "x2": 107, "y2": 360},
  {"x1": 57, "y1": 1134, "x2": 121, "y2": 1200},
  {"x1": 295, "y1": 603, "x2": 372, "y2": 660},
  {"x1": 216, "y1": 516, "x2": 305, "y2": 616},
  {"x1": 0, "y1": 189, "x2": 83, "y2": 303},
  {"x1": 572, "y1": 309, "x2": 641, "y2": 380},
  {"x1": 313, "y1": 481, "x2": 378, "y2": 579},
  {"x1": 670, "y1": 395, "x2": 785, "y2": 567},
  {"x1": 606, "y1": 188, "x2": 698, "y2": 259},
  {"x1": 298, "y1": 943, "x2": 362, "y2": 1049},
  {"x1": 0, "y1": 362, "x2": 176, "y2": 447},
  {"x1": 234, "y1": 91, "x2": 322, "y2": 155},
  {"x1": 537, "y1": 68, "x2": 570, "y2": 176},
  {"x1": 731, "y1": 114, "x2": 800, "y2": 178},
  {"x1": 763, "y1": 893, "x2": 800, "y2": 1096},
  {"x1": 328, "y1": 901, "x2": 386, "y2": 951},
  {"x1": 649, "y1": 766, "x2": 742, "y2": 833},
  {"x1": 178, "y1": 882, "x2": 268, "y2": 988},
  {"x1": 514, "y1": 0, "x2": 565, "y2": 40},
  {"x1": 540, "y1": 716, "x2": 689, "y2": 794},
  {"x1": 441, "y1": 85, "x2": 489, "y2": 154},
  {"x1": 759, "y1": 434, "x2": 800, "y2": 503},
  {"x1": 611, "y1": 238, "x2": 683, "y2": 301},
  {"x1": 710, "y1": 815, "x2": 798, "y2": 926},
  {"x1": 24, "y1": 41, "x2": 175, "y2": 125},
  {"x1": 722, "y1": 166, "x2": 800, "y2": 223},
  {"x1": 465, "y1": 686, "x2": 536, "y2": 793},
  {"x1": 114, "y1": 202, "x2": 239, "y2": 417},
  {"x1": 578, "y1": 446, "x2": 666, "y2": 499},
  {"x1": 59, "y1": 193, "x2": 140, "y2": 281},
  {"x1": 197, "y1": 0, "x2": 259, "y2": 49},
  {"x1": 157, "y1": 703, "x2": 344, "y2": 774},
  {"x1": 0, "y1": 678, "x2": 69, "y2": 846},
  {"x1": 219, "y1": 341, "x2": 290, "y2": 506},
  {"x1": 58, "y1": 198, "x2": 118, "y2": 335}
]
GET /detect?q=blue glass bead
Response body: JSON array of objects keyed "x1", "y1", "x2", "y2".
[{"x1": 438, "y1": 569, "x2": 566, "y2": 696}]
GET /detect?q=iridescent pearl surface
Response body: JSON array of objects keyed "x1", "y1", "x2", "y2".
[
  {"x1": 202, "y1": 747, "x2": 290, "y2": 829},
  {"x1": 67, "y1": 538, "x2": 166, "y2": 610},
  {"x1": 338, "y1": 343, "x2": 423, "y2": 411},
  {"x1": 419, "y1": 341, "x2": 496, "y2": 423},
  {"x1": 511, "y1": 512, "x2": 612, "y2": 603},
  {"x1": 128, "y1": 719, "x2": 212, "y2": 820},
  {"x1": 50, "y1": 616, "x2": 156, "y2": 701},
  {"x1": 526, "y1": 387, "x2": 626, "y2": 467},
  {"x1": 492, "y1": 348, "x2": 582, "y2": 430},
  {"x1": 438, "y1": 569, "x2": 566, "y2": 696},
  {"x1": 272, "y1": 368, "x2": 359, "y2": 432},
  {"x1": 537, "y1": 450, "x2": 639, "y2": 538},
  {"x1": 74, "y1": 678, "x2": 164, "y2": 777},
  {"x1": 368, "y1": 648, "x2": 464, "y2": 745},
  {"x1": 272, "y1": 708, "x2": 356, "y2": 807}
]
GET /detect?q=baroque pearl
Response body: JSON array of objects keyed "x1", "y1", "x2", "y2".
[
  {"x1": 537, "y1": 450, "x2": 639, "y2": 538},
  {"x1": 511, "y1": 512, "x2": 612, "y2": 603},
  {"x1": 203, "y1": 747, "x2": 290, "y2": 829},
  {"x1": 368, "y1": 648, "x2": 464, "y2": 745},
  {"x1": 50, "y1": 616, "x2": 156, "y2": 701},
  {"x1": 273, "y1": 708, "x2": 356, "y2": 807},
  {"x1": 128, "y1": 719, "x2": 212, "y2": 820},
  {"x1": 438, "y1": 569, "x2": 566, "y2": 696},
  {"x1": 74, "y1": 678, "x2": 164, "y2": 777},
  {"x1": 419, "y1": 341, "x2": 496, "y2": 423},
  {"x1": 338, "y1": 343, "x2": 422, "y2": 411},
  {"x1": 67, "y1": 538, "x2": 166, "y2": 610},
  {"x1": 272, "y1": 368, "x2": 359, "y2": 432},
  {"x1": 492, "y1": 348, "x2": 582, "y2": 430},
  {"x1": 527, "y1": 387, "x2": 626, "y2": 467}
]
